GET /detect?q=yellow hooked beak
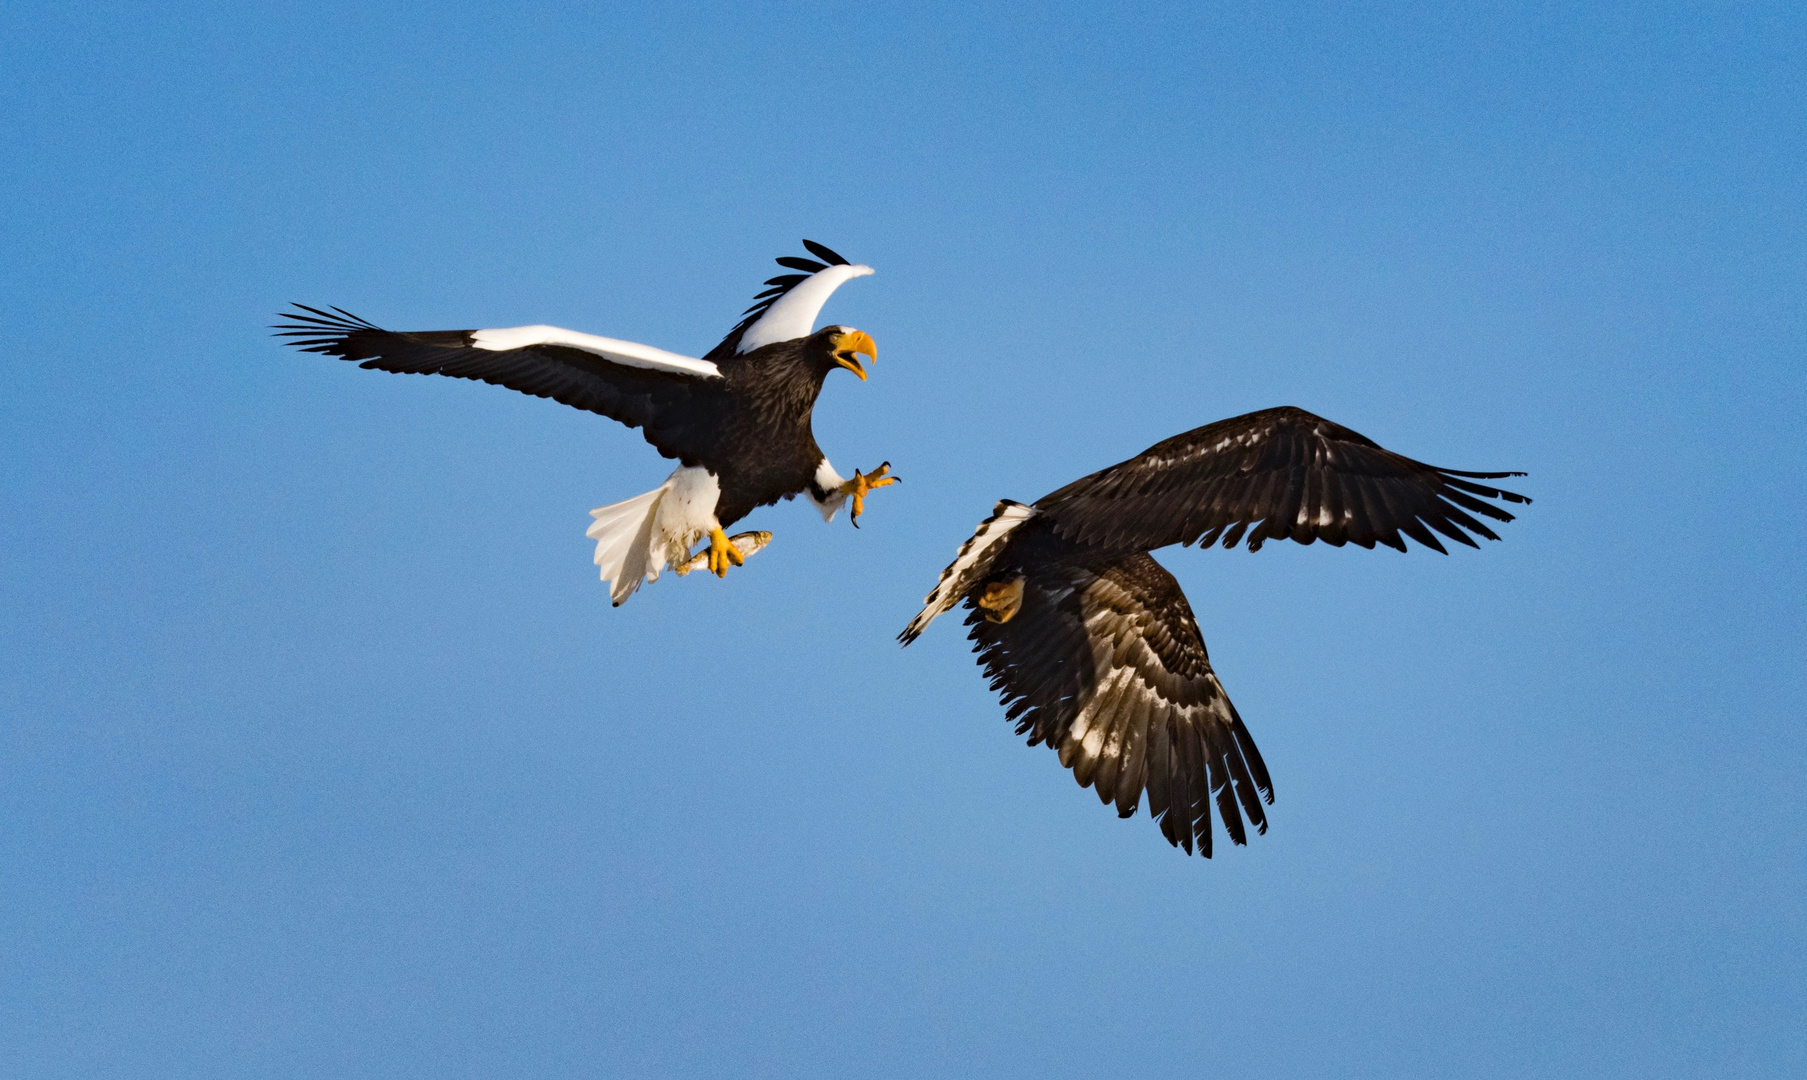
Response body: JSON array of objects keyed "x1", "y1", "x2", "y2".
[{"x1": 831, "y1": 329, "x2": 877, "y2": 380}]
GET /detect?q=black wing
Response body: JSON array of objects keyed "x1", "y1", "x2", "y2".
[
  {"x1": 274, "y1": 306, "x2": 721, "y2": 462},
  {"x1": 1035, "y1": 406, "x2": 1530, "y2": 554},
  {"x1": 703, "y1": 239, "x2": 852, "y2": 361},
  {"x1": 967, "y1": 552, "x2": 1272, "y2": 856}
]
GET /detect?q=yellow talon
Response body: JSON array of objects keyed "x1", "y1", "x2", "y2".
[
  {"x1": 976, "y1": 577, "x2": 1025, "y2": 624},
  {"x1": 675, "y1": 530, "x2": 771, "y2": 577},
  {"x1": 839, "y1": 461, "x2": 900, "y2": 527},
  {"x1": 706, "y1": 525, "x2": 745, "y2": 577}
]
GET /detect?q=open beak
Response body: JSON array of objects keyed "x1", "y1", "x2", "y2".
[{"x1": 831, "y1": 329, "x2": 877, "y2": 381}]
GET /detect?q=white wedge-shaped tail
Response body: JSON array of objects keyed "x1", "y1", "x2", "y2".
[
  {"x1": 587, "y1": 466, "x2": 725, "y2": 606},
  {"x1": 587, "y1": 486, "x2": 666, "y2": 606}
]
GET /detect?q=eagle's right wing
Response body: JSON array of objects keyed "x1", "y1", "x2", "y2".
[
  {"x1": 1035, "y1": 406, "x2": 1530, "y2": 554},
  {"x1": 275, "y1": 306, "x2": 722, "y2": 462},
  {"x1": 704, "y1": 240, "x2": 873, "y2": 360},
  {"x1": 964, "y1": 551, "x2": 1273, "y2": 857}
]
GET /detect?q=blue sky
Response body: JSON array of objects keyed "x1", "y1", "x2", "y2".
[{"x1": 2, "y1": 1, "x2": 1802, "y2": 1076}]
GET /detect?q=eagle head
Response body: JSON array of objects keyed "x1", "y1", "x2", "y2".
[{"x1": 813, "y1": 325, "x2": 877, "y2": 381}]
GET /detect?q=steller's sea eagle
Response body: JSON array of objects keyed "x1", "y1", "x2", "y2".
[
  {"x1": 899, "y1": 406, "x2": 1530, "y2": 856},
  {"x1": 275, "y1": 240, "x2": 895, "y2": 605}
]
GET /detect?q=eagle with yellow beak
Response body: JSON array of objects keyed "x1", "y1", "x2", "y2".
[
  {"x1": 900, "y1": 406, "x2": 1529, "y2": 855},
  {"x1": 276, "y1": 240, "x2": 894, "y2": 604}
]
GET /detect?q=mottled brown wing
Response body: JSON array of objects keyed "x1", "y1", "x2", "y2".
[
  {"x1": 966, "y1": 552, "x2": 1272, "y2": 856},
  {"x1": 1035, "y1": 406, "x2": 1529, "y2": 554}
]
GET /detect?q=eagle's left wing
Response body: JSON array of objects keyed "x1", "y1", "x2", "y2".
[
  {"x1": 898, "y1": 500, "x2": 1037, "y2": 645},
  {"x1": 1035, "y1": 406, "x2": 1530, "y2": 554},
  {"x1": 965, "y1": 551, "x2": 1272, "y2": 856},
  {"x1": 275, "y1": 306, "x2": 722, "y2": 461}
]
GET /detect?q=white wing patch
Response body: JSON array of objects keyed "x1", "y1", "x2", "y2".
[
  {"x1": 472, "y1": 325, "x2": 721, "y2": 378},
  {"x1": 737, "y1": 264, "x2": 874, "y2": 353},
  {"x1": 900, "y1": 501, "x2": 1037, "y2": 643}
]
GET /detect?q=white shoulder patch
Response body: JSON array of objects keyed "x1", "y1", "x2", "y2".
[
  {"x1": 471, "y1": 325, "x2": 721, "y2": 378},
  {"x1": 737, "y1": 264, "x2": 874, "y2": 354},
  {"x1": 900, "y1": 501, "x2": 1036, "y2": 643}
]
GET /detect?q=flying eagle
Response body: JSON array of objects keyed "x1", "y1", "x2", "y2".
[
  {"x1": 275, "y1": 241, "x2": 895, "y2": 604},
  {"x1": 900, "y1": 406, "x2": 1530, "y2": 856}
]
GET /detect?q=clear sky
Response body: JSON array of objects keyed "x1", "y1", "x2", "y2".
[{"x1": 2, "y1": 1, "x2": 1802, "y2": 1076}]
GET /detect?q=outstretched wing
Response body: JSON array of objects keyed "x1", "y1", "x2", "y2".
[
  {"x1": 705, "y1": 239, "x2": 874, "y2": 360},
  {"x1": 966, "y1": 552, "x2": 1272, "y2": 857},
  {"x1": 274, "y1": 306, "x2": 723, "y2": 462},
  {"x1": 1036, "y1": 406, "x2": 1531, "y2": 554}
]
